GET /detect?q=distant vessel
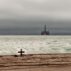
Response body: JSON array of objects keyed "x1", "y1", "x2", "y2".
[{"x1": 41, "y1": 25, "x2": 49, "y2": 35}]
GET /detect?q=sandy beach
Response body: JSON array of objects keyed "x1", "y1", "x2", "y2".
[
  {"x1": 7, "y1": 66, "x2": 71, "y2": 71},
  {"x1": 0, "y1": 54, "x2": 71, "y2": 71}
]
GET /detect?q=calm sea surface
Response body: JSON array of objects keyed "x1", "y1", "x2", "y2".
[{"x1": 0, "y1": 35, "x2": 71, "y2": 55}]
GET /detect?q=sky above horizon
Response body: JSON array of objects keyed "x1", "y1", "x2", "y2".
[{"x1": 0, "y1": 0, "x2": 71, "y2": 34}]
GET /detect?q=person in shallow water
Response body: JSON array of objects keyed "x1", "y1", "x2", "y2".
[{"x1": 18, "y1": 49, "x2": 25, "y2": 56}]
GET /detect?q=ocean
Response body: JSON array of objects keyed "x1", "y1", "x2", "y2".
[{"x1": 0, "y1": 35, "x2": 71, "y2": 55}]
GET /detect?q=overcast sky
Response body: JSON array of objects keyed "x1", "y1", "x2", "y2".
[{"x1": 0, "y1": 0, "x2": 71, "y2": 34}]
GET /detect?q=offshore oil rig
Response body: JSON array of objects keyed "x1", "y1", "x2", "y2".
[{"x1": 41, "y1": 25, "x2": 50, "y2": 35}]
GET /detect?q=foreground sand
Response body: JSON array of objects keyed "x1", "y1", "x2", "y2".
[
  {"x1": 4, "y1": 66, "x2": 71, "y2": 71},
  {"x1": 0, "y1": 54, "x2": 71, "y2": 71}
]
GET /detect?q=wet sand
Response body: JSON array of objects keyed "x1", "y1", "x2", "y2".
[
  {"x1": 0, "y1": 54, "x2": 71, "y2": 71},
  {"x1": 1, "y1": 65, "x2": 71, "y2": 71}
]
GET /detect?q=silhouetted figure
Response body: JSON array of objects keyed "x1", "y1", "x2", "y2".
[
  {"x1": 18, "y1": 49, "x2": 25, "y2": 56},
  {"x1": 41, "y1": 25, "x2": 49, "y2": 35}
]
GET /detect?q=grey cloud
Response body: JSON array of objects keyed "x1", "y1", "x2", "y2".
[
  {"x1": 0, "y1": 0, "x2": 71, "y2": 19},
  {"x1": 0, "y1": 0, "x2": 71, "y2": 34}
]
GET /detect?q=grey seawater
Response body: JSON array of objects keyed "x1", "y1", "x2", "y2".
[{"x1": 0, "y1": 35, "x2": 71, "y2": 55}]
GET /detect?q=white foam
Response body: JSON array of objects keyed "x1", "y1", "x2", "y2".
[{"x1": 0, "y1": 35, "x2": 70, "y2": 55}]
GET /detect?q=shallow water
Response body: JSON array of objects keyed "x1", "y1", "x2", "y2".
[{"x1": 0, "y1": 35, "x2": 71, "y2": 55}]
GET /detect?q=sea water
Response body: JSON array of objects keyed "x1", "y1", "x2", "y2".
[{"x1": 0, "y1": 35, "x2": 71, "y2": 55}]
